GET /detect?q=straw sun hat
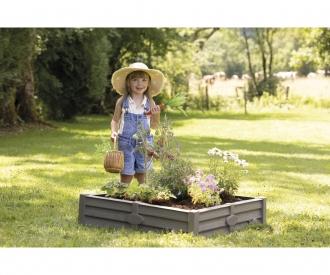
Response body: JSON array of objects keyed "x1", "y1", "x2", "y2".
[{"x1": 111, "y1": 62, "x2": 165, "y2": 96}]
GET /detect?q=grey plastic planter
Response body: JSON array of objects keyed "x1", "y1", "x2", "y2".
[{"x1": 78, "y1": 194, "x2": 266, "y2": 235}]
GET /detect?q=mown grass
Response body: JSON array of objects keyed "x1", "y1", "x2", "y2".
[{"x1": 1, "y1": 107, "x2": 330, "y2": 247}]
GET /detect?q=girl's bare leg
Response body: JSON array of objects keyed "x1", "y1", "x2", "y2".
[
  {"x1": 134, "y1": 173, "x2": 145, "y2": 184},
  {"x1": 120, "y1": 174, "x2": 133, "y2": 184}
]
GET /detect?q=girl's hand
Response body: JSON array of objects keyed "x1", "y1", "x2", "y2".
[
  {"x1": 111, "y1": 132, "x2": 118, "y2": 143},
  {"x1": 150, "y1": 105, "x2": 161, "y2": 115}
]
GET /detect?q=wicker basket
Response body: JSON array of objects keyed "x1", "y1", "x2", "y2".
[{"x1": 104, "y1": 137, "x2": 124, "y2": 173}]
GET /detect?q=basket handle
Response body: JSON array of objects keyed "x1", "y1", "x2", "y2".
[{"x1": 113, "y1": 136, "x2": 118, "y2": 151}]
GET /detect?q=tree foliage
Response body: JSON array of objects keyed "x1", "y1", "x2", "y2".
[
  {"x1": 197, "y1": 29, "x2": 246, "y2": 77},
  {"x1": 1, "y1": 27, "x2": 328, "y2": 128},
  {"x1": 316, "y1": 28, "x2": 330, "y2": 75},
  {"x1": 288, "y1": 28, "x2": 320, "y2": 76},
  {"x1": 35, "y1": 28, "x2": 110, "y2": 120}
]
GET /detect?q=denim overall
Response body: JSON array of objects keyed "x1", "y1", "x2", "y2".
[{"x1": 118, "y1": 96, "x2": 153, "y2": 175}]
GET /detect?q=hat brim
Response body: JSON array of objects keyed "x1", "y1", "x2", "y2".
[{"x1": 111, "y1": 67, "x2": 165, "y2": 96}]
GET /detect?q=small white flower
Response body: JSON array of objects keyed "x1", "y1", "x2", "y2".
[
  {"x1": 240, "y1": 160, "x2": 249, "y2": 168},
  {"x1": 215, "y1": 151, "x2": 222, "y2": 156},
  {"x1": 208, "y1": 147, "x2": 224, "y2": 157},
  {"x1": 207, "y1": 148, "x2": 216, "y2": 156}
]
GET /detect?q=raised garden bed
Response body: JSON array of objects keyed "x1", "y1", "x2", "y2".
[{"x1": 78, "y1": 194, "x2": 266, "y2": 235}]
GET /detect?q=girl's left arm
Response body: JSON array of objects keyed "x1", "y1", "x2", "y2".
[{"x1": 150, "y1": 100, "x2": 160, "y2": 129}]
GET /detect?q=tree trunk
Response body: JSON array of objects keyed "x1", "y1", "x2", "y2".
[
  {"x1": 266, "y1": 29, "x2": 274, "y2": 77},
  {"x1": 15, "y1": 29, "x2": 39, "y2": 123},
  {"x1": 16, "y1": 57, "x2": 38, "y2": 123},
  {"x1": 205, "y1": 84, "x2": 209, "y2": 110},
  {"x1": 1, "y1": 85, "x2": 18, "y2": 127},
  {"x1": 256, "y1": 29, "x2": 267, "y2": 81},
  {"x1": 242, "y1": 29, "x2": 258, "y2": 95}
]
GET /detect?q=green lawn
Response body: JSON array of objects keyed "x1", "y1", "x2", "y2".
[{"x1": 1, "y1": 107, "x2": 330, "y2": 247}]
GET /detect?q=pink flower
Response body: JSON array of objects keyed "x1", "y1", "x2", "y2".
[
  {"x1": 205, "y1": 174, "x2": 215, "y2": 183},
  {"x1": 195, "y1": 169, "x2": 203, "y2": 177}
]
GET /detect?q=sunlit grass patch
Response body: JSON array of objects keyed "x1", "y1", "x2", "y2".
[{"x1": 0, "y1": 108, "x2": 329, "y2": 247}]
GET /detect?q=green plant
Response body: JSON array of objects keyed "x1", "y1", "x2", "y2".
[
  {"x1": 101, "y1": 180, "x2": 127, "y2": 198},
  {"x1": 153, "y1": 115, "x2": 180, "y2": 162},
  {"x1": 124, "y1": 180, "x2": 154, "y2": 202},
  {"x1": 124, "y1": 180, "x2": 176, "y2": 203},
  {"x1": 161, "y1": 94, "x2": 188, "y2": 116},
  {"x1": 148, "y1": 94, "x2": 188, "y2": 116},
  {"x1": 207, "y1": 147, "x2": 248, "y2": 197},
  {"x1": 149, "y1": 157, "x2": 194, "y2": 199},
  {"x1": 150, "y1": 188, "x2": 176, "y2": 203},
  {"x1": 184, "y1": 169, "x2": 221, "y2": 207},
  {"x1": 149, "y1": 115, "x2": 194, "y2": 199}
]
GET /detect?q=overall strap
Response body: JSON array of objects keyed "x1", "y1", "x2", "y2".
[
  {"x1": 144, "y1": 97, "x2": 151, "y2": 112},
  {"x1": 122, "y1": 95, "x2": 129, "y2": 112}
]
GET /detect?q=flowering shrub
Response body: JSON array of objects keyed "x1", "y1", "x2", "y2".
[
  {"x1": 149, "y1": 157, "x2": 194, "y2": 199},
  {"x1": 207, "y1": 147, "x2": 248, "y2": 196},
  {"x1": 149, "y1": 116, "x2": 194, "y2": 198},
  {"x1": 184, "y1": 169, "x2": 221, "y2": 207},
  {"x1": 100, "y1": 113, "x2": 250, "y2": 208}
]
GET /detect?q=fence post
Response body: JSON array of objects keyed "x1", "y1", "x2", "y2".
[
  {"x1": 205, "y1": 84, "x2": 209, "y2": 110},
  {"x1": 244, "y1": 88, "x2": 248, "y2": 115},
  {"x1": 285, "y1": 86, "x2": 290, "y2": 100}
]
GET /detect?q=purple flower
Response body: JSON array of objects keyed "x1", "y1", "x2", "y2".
[
  {"x1": 207, "y1": 182, "x2": 219, "y2": 192},
  {"x1": 205, "y1": 174, "x2": 215, "y2": 183},
  {"x1": 199, "y1": 182, "x2": 207, "y2": 192},
  {"x1": 186, "y1": 170, "x2": 220, "y2": 193}
]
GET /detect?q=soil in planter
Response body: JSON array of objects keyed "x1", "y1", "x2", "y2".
[
  {"x1": 101, "y1": 194, "x2": 244, "y2": 210},
  {"x1": 151, "y1": 198, "x2": 204, "y2": 210},
  {"x1": 151, "y1": 196, "x2": 243, "y2": 210}
]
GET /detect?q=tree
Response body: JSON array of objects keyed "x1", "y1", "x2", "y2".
[
  {"x1": 242, "y1": 28, "x2": 279, "y2": 97},
  {"x1": 316, "y1": 28, "x2": 330, "y2": 76},
  {"x1": 197, "y1": 29, "x2": 246, "y2": 77},
  {"x1": 288, "y1": 28, "x2": 320, "y2": 76},
  {"x1": 0, "y1": 28, "x2": 39, "y2": 127},
  {"x1": 35, "y1": 28, "x2": 110, "y2": 120}
]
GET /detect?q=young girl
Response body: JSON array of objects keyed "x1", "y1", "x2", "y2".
[{"x1": 110, "y1": 62, "x2": 165, "y2": 184}]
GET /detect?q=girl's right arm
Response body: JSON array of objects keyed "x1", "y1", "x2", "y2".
[
  {"x1": 111, "y1": 120, "x2": 119, "y2": 141},
  {"x1": 110, "y1": 96, "x2": 123, "y2": 141}
]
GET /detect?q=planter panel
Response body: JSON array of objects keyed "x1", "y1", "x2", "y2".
[
  {"x1": 84, "y1": 195, "x2": 132, "y2": 212},
  {"x1": 138, "y1": 205, "x2": 189, "y2": 222},
  {"x1": 199, "y1": 207, "x2": 230, "y2": 221},
  {"x1": 84, "y1": 206, "x2": 128, "y2": 223},
  {"x1": 198, "y1": 217, "x2": 227, "y2": 232},
  {"x1": 142, "y1": 216, "x2": 188, "y2": 231},
  {"x1": 79, "y1": 194, "x2": 266, "y2": 235}
]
